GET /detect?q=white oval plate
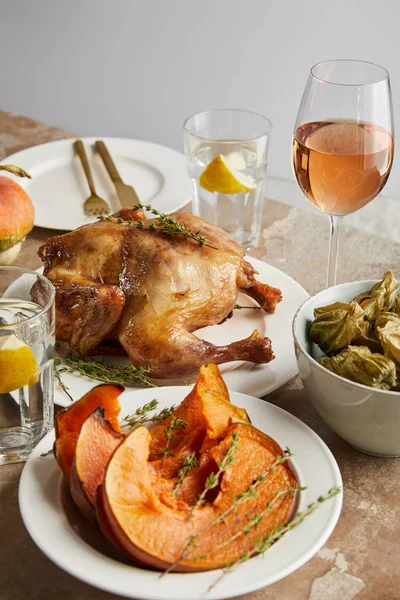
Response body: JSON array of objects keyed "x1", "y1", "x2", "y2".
[
  {"x1": 19, "y1": 387, "x2": 342, "y2": 600},
  {"x1": 1, "y1": 137, "x2": 192, "y2": 230},
  {"x1": 49, "y1": 256, "x2": 309, "y2": 406}
]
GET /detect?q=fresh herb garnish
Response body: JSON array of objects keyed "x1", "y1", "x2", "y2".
[
  {"x1": 234, "y1": 304, "x2": 262, "y2": 311},
  {"x1": 122, "y1": 400, "x2": 175, "y2": 430},
  {"x1": 162, "y1": 443, "x2": 340, "y2": 583},
  {"x1": 161, "y1": 417, "x2": 188, "y2": 465},
  {"x1": 194, "y1": 430, "x2": 239, "y2": 510},
  {"x1": 54, "y1": 357, "x2": 74, "y2": 402},
  {"x1": 40, "y1": 448, "x2": 54, "y2": 458},
  {"x1": 173, "y1": 452, "x2": 199, "y2": 497},
  {"x1": 98, "y1": 203, "x2": 218, "y2": 250},
  {"x1": 56, "y1": 350, "x2": 156, "y2": 388},
  {"x1": 207, "y1": 486, "x2": 341, "y2": 592}
]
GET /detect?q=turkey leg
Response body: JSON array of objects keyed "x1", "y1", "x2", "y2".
[{"x1": 119, "y1": 324, "x2": 274, "y2": 380}]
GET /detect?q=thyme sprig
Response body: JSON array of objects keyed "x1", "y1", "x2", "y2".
[
  {"x1": 211, "y1": 448, "x2": 292, "y2": 527},
  {"x1": 54, "y1": 357, "x2": 74, "y2": 402},
  {"x1": 161, "y1": 417, "x2": 188, "y2": 465},
  {"x1": 194, "y1": 430, "x2": 239, "y2": 511},
  {"x1": 193, "y1": 486, "x2": 300, "y2": 561},
  {"x1": 121, "y1": 400, "x2": 175, "y2": 430},
  {"x1": 163, "y1": 447, "x2": 292, "y2": 575},
  {"x1": 208, "y1": 486, "x2": 341, "y2": 592},
  {"x1": 173, "y1": 452, "x2": 199, "y2": 497},
  {"x1": 56, "y1": 350, "x2": 156, "y2": 388},
  {"x1": 40, "y1": 448, "x2": 54, "y2": 458},
  {"x1": 97, "y1": 203, "x2": 218, "y2": 250},
  {"x1": 234, "y1": 304, "x2": 262, "y2": 311}
]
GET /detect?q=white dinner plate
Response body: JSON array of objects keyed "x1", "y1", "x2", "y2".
[
  {"x1": 0, "y1": 137, "x2": 192, "y2": 230},
  {"x1": 47, "y1": 256, "x2": 309, "y2": 406},
  {"x1": 19, "y1": 387, "x2": 342, "y2": 600}
]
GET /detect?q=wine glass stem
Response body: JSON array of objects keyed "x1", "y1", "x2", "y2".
[{"x1": 326, "y1": 215, "x2": 343, "y2": 288}]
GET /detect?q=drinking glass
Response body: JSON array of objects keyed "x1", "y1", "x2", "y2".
[
  {"x1": 292, "y1": 60, "x2": 394, "y2": 287},
  {"x1": 0, "y1": 267, "x2": 55, "y2": 464},
  {"x1": 184, "y1": 109, "x2": 271, "y2": 250}
]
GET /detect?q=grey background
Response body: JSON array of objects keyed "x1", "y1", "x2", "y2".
[{"x1": 0, "y1": 0, "x2": 398, "y2": 194}]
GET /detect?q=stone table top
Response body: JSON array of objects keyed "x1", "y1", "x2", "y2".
[{"x1": 0, "y1": 110, "x2": 399, "y2": 600}]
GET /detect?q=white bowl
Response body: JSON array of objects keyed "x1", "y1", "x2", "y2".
[{"x1": 292, "y1": 280, "x2": 400, "y2": 457}]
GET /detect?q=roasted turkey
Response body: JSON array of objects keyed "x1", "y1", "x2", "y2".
[{"x1": 38, "y1": 209, "x2": 282, "y2": 379}]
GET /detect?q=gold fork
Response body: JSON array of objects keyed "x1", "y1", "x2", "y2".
[{"x1": 74, "y1": 139, "x2": 110, "y2": 216}]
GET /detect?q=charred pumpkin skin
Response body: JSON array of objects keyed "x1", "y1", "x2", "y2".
[
  {"x1": 98, "y1": 422, "x2": 296, "y2": 572},
  {"x1": 54, "y1": 383, "x2": 124, "y2": 481},
  {"x1": 0, "y1": 175, "x2": 34, "y2": 251},
  {"x1": 70, "y1": 407, "x2": 124, "y2": 523}
]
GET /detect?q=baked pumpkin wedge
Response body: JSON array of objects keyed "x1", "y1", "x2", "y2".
[
  {"x1": 70, "y1": 407, "x2": 124, "y2": 523},
  {"x1": 97, "y1": 422, "x2": 296, "y2": 572},
  {"x1": 149, "y1": 364, "x2": 249, "y2": 461},
  {"x1": 54, "y1": 383, "x2": 123, "y2": 481}
]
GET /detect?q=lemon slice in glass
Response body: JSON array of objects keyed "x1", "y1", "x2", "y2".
[
  {"x1": 199, "y1": 154, "x2": 256, "y2": 194},
  {"x1": 0, "y1": 335, "x2": 39, "y2": 394},
  {"x1": 223, "y1": 151, "x2": 247, "y2": 171}
]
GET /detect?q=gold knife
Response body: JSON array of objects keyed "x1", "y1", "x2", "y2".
[{"x1": 95, "y1": 140, "x2": 141, "y2": 208}]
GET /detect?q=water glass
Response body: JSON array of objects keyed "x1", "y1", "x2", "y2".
[
  {"x1": 0, "y1": 267, "x2": 55, "y2": 464},
  {"x1": 184, "y1": 109, "x2": 271, "y2": 250}
]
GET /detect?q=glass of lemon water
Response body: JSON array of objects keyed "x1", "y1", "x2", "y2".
[
  {"x1": 184, "y1": 109, "x2": 271, "y2": 250},
  {"x1": 0, "y1": 267, "x2": 55, "y2": 464}
]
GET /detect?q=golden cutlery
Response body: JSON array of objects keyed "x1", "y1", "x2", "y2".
[
  {"x1": 74, "y1": 139, "x2": 110, "y2": 216},
  {"x1": 95, "y1": 140, "x2": 140, "y2": 208}
]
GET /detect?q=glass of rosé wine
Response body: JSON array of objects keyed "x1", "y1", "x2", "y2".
[{"x1": 292, "y1": 60, "x2": 394, "y2": 287}]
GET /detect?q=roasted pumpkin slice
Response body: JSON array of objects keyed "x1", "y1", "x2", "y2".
[
  {"x1": 70, "y1": 407, "x2": 124, "y2": 523},
  {"x1": 54, "y1": 383, "x2": 124, "y2": 481},
  {"x1": 97, "y1": 422, "x2": 296, "y2": 572},
  {"x1": 149, "y1": 364, "x2": 248, "y2": 459},
  {"x1": 149, "y1": 427, "x2": 205, "y2": 480}
]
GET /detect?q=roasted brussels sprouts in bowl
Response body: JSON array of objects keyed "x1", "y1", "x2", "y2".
[{"x1": 293, "y1": 273, "x2": 400, "y2": 457}]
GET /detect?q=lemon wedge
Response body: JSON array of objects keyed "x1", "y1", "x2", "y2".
[
  {"x1": 0, "y1": 335, "x2": 39, "y2": 394},
  {"x1": 199, "y1": 154, "x2": 256, "y2": 194},
  {"x1": 223, "y1": 151, "x2": 247, "y2": 171}
]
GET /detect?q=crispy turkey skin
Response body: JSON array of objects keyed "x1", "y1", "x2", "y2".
[{"x1": 38, "y1": 210, "x2": 282, "y2": 378}]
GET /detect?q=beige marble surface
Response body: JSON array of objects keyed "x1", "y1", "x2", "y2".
[{"x1": 0, "y1": 110, "x2": 399, "y2": 600}]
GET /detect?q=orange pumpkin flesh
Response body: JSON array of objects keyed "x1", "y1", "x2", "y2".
[
  {"x1": 147, "y1": 364, "x2": 249, "y2": 506},
  {"x1": 54, "y1": 366, "x2": 297, "y2": 573},
  {"x1": 0, "y1": 174, "x2": 34, "y2": 251},
  {"x1": 98, "y1": 422, "x2": 296, "y2": 572},
  {"x1": 148, "y1": 427, "x2": 219, "y2": 508},
  {"x1": 95, "y1": 482, "x2": 151, "y2": 569},
  {"x1": 54, "y1": 383, "x2": 123, "y2": 481},
  {"x1": 70, "y1": 407, "x2": 124, "y2": 523},
  {"x1": 149, "y1": 364, "x2": 249, "y2": 460},
  {"x1": 149, "y1": 426, "x2": 205, "y2": 480}
]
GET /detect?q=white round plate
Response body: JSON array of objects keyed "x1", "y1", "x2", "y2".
[
  {"x1": 19, "y1": 387, "x2": 342, "y2": 600},
  {"x1": 48, "y1": 256, "x2": 309, "y2": 406},
  {"x1": 1, "y1": 137, "x2": 192, "y2": 230}
]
